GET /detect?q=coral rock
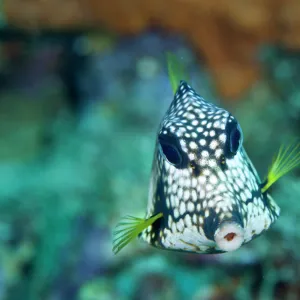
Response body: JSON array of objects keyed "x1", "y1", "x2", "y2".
[{"x1": 4, "y1": 0, "x2": 300, "y2": 98}]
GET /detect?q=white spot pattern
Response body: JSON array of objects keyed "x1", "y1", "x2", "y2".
[{"x1": 140, "y1": 81, "x2": 280, "y2": 254}]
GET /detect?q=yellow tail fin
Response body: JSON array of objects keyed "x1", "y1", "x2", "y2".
[
  {"x1": 166, "y1": 52, "x2": 189, "y2": 94},
  {"x1": 262, "y1": 141, "x2": 300, "y2": 193},
  {"x1": 112, "y1": 213, "x2": 163, "y2": 254}
]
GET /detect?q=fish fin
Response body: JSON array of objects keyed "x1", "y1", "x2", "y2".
[
  {"x1": 112, "y1": 213, "x2": 163, "y2": 254},
  {"x1": 261, "y1": 141, "x2": 300, "y2": 193},
  {"x1": 166, "y1": 52, "x2": 189, "y2": 94}
]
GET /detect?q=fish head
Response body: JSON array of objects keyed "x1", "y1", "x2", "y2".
[{"x1": 151, "y1": 81, "x2": 279, "y2": 253}]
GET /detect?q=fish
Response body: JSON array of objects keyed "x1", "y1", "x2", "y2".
[{"x1": 112, "y1": 53, "x2": 300, "y2": 255}]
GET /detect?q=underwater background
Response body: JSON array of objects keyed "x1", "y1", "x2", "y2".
[{"x1": 1, "y1": 1, "x2": 300, "y2": 300}]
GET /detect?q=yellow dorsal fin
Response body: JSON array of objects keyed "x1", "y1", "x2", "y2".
[
  {"x1": 166, "y1": 52, "x2": 189, "y2": 94},
  {"x1": 112, "y1": 213, "x2": 163, "y2": 254},
  {"x1": 262, "y1": 141, "x2": 300, "y2": 193}
]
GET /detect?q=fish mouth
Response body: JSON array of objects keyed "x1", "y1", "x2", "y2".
[{"x1": 214, "y1": 221, "x2": 245, "y2": 252}]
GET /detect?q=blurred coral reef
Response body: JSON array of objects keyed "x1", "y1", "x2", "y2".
[
  {"x1": 0, "y1": 2, "x2": 300, "y2": 300},
  {"x1": 4, "y1": 0, "x2": 300, "y2": 98}
]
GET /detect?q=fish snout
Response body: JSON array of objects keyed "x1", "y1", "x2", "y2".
[{"x1": 214, "y1": 221, "x2": 245, "y2": 252}]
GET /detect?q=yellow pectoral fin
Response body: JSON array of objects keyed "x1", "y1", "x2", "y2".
[
  {"x1": 262, "y1": 141, "x2": 300, "y2": 193},
  {"x1": 112, "y1": 213, "x2": 163, "y2": 255},
  {"x1": 166, "y1": 52, "x2": 189, "y2": 94}
]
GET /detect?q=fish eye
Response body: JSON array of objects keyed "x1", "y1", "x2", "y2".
[
  {"x1": 158, "y1": 135, "x2": 183, "y2": 167},
  {"x1": 224, "y1": 118, "x2": 243, "y2": 158}
]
